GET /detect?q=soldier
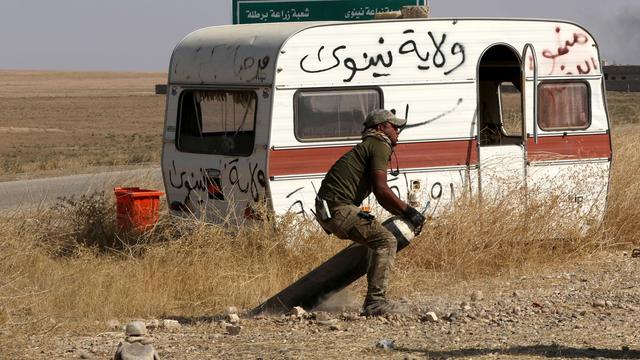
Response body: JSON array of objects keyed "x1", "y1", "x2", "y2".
[{"x1": 315, "y1": 109, "x2": 426, "y2": 316}]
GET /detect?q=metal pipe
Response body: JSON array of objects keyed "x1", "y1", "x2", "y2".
[{"x1": 250, "y1": 212, "x2": 425, "y2": 316}]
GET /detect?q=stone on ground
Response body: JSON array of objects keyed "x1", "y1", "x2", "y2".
[
  {"x1": 161, "y1": 319, "x2": 181, "y2": 330},
  {"x1": 226, "y1": 324, "x2": 242, "y2": 335},
  {"x1": 225, "y1": 306, "x2": 238, "y2": 315},
  {"x1": 422, "y1": 312, "x2": 439, "y2": 322},
  {"x1": 471, "y1": 290, "x2": 484, "y2": 301},
  {"x1": 114, "y1": 341, "x2": 160, "y2": 360},
  {"x1": 227, "y1": 313, "x2": 240, "y2": 324},
  {"x1": 375, "y1": 339, "x2": 396, "y2": 350},
  {"x1": 106, "y1": 319, "x2": 120, "y2": 330},
  {"x1": 291, "y1": 306, "x2": 306, "y2": 316},
  {"x1": 125, "y1": 321, "x2": 147, "y2": 336}
]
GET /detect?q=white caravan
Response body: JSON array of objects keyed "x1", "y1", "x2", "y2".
[{"x1": 161, "y1": 18, "x2": 612, "y2": 226}]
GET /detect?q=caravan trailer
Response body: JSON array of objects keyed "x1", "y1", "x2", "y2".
[{"x1": 161, "y1": 18, "x2": 612, "y2": 226}]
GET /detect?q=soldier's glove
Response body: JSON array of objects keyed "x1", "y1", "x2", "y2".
[{"x1": 403, "y1": 206, "x2": 426, "y2": 235}]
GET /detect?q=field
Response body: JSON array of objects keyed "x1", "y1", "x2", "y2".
[
  {"x1": 1, "y1": 71, "x2": 640, "y2": 358},
  {"x1": 0, "y1": 70, "x2": 165, "y2": 180}
]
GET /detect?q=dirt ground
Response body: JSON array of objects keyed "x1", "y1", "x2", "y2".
[{"x1": 6, "y1": 250, "x2": 639, "y2": 359}]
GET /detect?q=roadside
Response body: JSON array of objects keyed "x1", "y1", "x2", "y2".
[
  {"x1": 8, "y1": 249, "x2": 640, "y2": 359},
  {"x1": 0, "y1": 167, "x2": 162, "y2": 210},
  {"x1": 0, "y1": 164, "x2": 157, "y2": 183}
]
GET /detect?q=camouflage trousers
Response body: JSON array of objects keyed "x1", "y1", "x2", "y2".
[{"x1": 316, "y1": 203, "x2": 397, "y2": 303}]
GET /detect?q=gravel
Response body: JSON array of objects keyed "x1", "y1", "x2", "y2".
[{"x1": 6, "y1": 250, "x2": 640, "y2": 359}]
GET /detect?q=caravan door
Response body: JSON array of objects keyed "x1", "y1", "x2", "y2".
[{"x1": 477, "y1": 44, "x2": 526, "y2": 200}]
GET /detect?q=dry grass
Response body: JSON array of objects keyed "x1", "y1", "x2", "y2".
[{"x1": 1, "y1": 127, "x2": 637, "y2": 336}]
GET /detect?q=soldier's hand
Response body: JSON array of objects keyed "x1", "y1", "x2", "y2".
[{"x1": 403, "y1": 206, "x2": 426, "y2": 235}]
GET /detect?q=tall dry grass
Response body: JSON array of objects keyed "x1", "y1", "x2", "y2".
[{"x1": 0, "y1": 103, "x2": 639, "y2": 342}]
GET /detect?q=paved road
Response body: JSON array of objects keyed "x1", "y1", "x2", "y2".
[{"x1": 0, "y1": 168, "x2": 163, "y2": 210}]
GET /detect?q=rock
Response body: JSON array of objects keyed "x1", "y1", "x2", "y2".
[
  {"x1": 460, "y1": 301, "x2": 471, "y2": 311},
  {"x1": 329, "y1": 324, "x2": 342, "y2": 331},
  {"x1": 315, "y1": 312, "x2": 332, "y2": 322},
  {"x1": 226, "y1": 324, "x2": 241, "y2": 335},
  {"x1": 291, "y1": 306, "x2": 306, "y2": 317},
  {"x1": 512, "y1": 306, "x2": 522, "y2": 315},
  {"x1": 375, "y1": 339, "x2": 395, "y2": 350},
  {"x1": 225, "y1": 306, "x2": 238, "y2": 315},
  {"x1": 318, "y1": 319, "x2": 339, "y2": 326},
  {"x1": 471, "y1": 291, "x2": 484, "y2": 301},
  {"x1": 605, "y1": 300, "x2": 613, "y2": 308},
  {"x1": 227, "y1": 313, "x2": 240, "y2": 324},
  {"x1": 445, "y1": 311, "x2": 459, "y2": 321},
  {"x1": 114, "y1": 340, "x2": 159, "y2": 360},
  {"x1": 218, "y1": 320, "x2": 231, "y2": 329},
  {"x1": 422, "y1": 312, "x2": 438, "y2": 322},
  {"x1": 125, "y1": 321, "x2": 147, "y2": 336},
  {"x1": 592, "y1": 300, "x2": 606, "y2": 308},
  {"x1": 145, "y1": 319, "x2": 160, "y2": 329},
  {"x1": 342, "y1": 313, "x2": 362, "y2": 321},
  {"x1": 78, "y1": 350, "x2": 92, "y2": 359},
  {"x1": 162, "y1": 319, "x2": 181, "y2": 330},
  {"x1": 106, "y1": 319, "x2": 120, "y2": 330}
]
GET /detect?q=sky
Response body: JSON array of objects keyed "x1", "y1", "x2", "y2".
[{"x1": 0, "y1": 0, "x2": 638, "y2": 72}]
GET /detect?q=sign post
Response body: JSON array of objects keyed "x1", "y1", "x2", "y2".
[{"x1": 232, "y1": 0, "x2": 419, "y2": 24}]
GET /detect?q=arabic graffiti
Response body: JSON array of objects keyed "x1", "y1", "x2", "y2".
[
  {"x1": 224, "y1": 158, "x2": 267, "y2": 202},
  {"x1": 541, "y1": 27, "x2": 597, "y2": 75},
  {"x1": 280, "y1": 173, "x2": 462, "y2": 220},
  {"x1": 401, "y1": 98, "x2": 465, "y2": 131},
  {"x1": 286, "y1": 187, "x2": 307, "y2": 217},
  {"x1": 233, "y1": 47, "x2": 270, "y2": 82},
  {"x1": 299, "y1": 29, "x2": 466, "y2": 82},
  {"x1": 167, "y1": 159, "x2": 267, "y2": 210},
  {"x1": 168, "y1": 160, "x2": 208, "y2": 207}
]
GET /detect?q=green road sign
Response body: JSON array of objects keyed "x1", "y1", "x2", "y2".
[{"x1": 233, "y1": 0, "x2": 419, "y2": 24}]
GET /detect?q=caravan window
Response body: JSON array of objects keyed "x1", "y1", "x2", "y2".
[
  {"x1": 538, "y1": 82, "x2": 590, "y2": 130},
  {"x1": 176, "y1": 90, "x2": 256, "y2": 156},
  {"x1": 294, "y1": 88, "x2": 381, "y2": 141}
]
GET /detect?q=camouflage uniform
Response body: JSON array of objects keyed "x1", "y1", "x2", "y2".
[{"x1": 316, "y1": 135, "x2": 397, "y2": 305}]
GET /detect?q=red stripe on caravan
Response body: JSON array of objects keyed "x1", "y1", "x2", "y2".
[
  {"x1": 268, "y1": 139, "x2": 478, "y2": 177},
  {"x1": 527, "y1": 134, "x2": 611, "y2": 162},
  {"x1": 395, "y1": 140, "x2": 478, "y2": 170},
  {"x1": 269, "y1": 145, "x2": 353, "y2": 177}
]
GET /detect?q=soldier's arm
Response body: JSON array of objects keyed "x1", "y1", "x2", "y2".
[{"x1": 371, "y1": 169, "x2": 408, "y2": 216}]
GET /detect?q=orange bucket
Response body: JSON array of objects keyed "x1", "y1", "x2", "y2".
[{"x1": 114, "y1": 187, "x2": 164, "y2": 232}]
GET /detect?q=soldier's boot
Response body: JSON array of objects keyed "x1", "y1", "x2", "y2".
[
  {"x1": 362, "y1": 298, "x2": 409, "y2": 316},
  {"x1": 361, "y1": 234, "x2": 408, "y2": 316}
]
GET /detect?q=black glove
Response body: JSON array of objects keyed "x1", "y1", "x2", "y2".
[{"x1": 403, "y1": 206, "x2": 426, "y2": 235}]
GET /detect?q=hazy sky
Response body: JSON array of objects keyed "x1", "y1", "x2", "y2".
[{"x1": 1, "y1": 0, "x2": 638, "y2": 71}]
